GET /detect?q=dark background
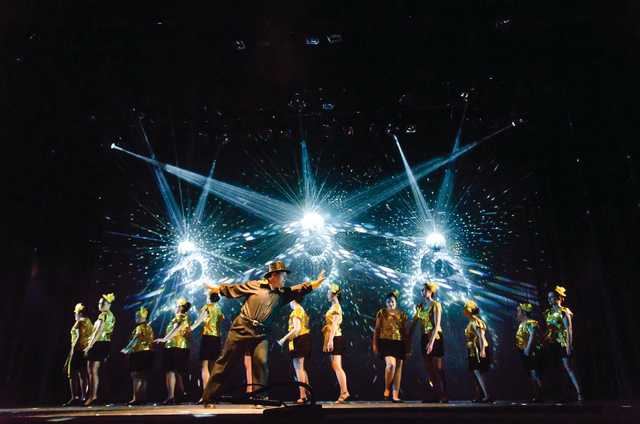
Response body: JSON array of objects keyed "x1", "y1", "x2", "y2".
[{"x1": 1, "y1": 0, "x2": 638, "y2": 405}]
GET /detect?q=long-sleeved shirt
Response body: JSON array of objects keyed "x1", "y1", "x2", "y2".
[{"x1": 220, "y1": 279, "x2": 312, "y2": 337}]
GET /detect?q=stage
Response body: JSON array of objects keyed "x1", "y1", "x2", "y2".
[{"x1": 0, "y1": 401, "x2": 635, "y2": 424}]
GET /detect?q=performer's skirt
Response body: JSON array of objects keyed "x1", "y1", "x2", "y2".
[
  {"x1": 468, "y1": 349, "x2": 492, "y2": 372},
  {"x1": 129, "y1": 350, "x2": 154, "y2": 373},
  {"x1": 324, "y1": 335, "x2": 346, "y2": 355},
  {"x1": 200, "y1": 335, "x2": 222, "y2": 361},
  {"x1": 86, "y1": 341, "x2": 111, "y2": 362},
  {"x1": 518, "y1": 349, "x2": 543, "y2": 372},
  {"x1": 289, "y1": 334, "x2": 312, "y2": 359},
  {"x1": 421, "y1": 333, "x2": 445, "y2": 358},
  {"x1": 163, "y1": 348, "x2": 190, "y2": 373},
  {"x1": 378, "y1": 339, "x2": 406, "y2": 360},
  {"x1": 544, "y1": 342, "x2": 570, "y2": 368},
  {"x1": 67, "y1": 350, "x2": 87, "y2": 377}
]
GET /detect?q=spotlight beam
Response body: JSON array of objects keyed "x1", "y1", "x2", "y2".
[
  {"x1": 137, "y1": 120, "x2": 183, "y2": 231},
  {"x1": 339, "y1": 123, "x2": 514, "y2": 221},
  {"x1": 193, "y1": 159, "x2": 217, "y2": 223},
  {"x1": 436, "y1": 100, "x2": 468, "y2": 218},
  {"x1": 112, "y1": 145, "x2": 300, "y2": 223},
  {"x1": 300, "y1": 141, "x2": 316, "y2": 207},
  {"x1": 394, "y1": 135, "x2": 435, "y2": 230}
]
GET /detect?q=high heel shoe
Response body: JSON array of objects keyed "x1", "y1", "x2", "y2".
[
  {"x1": 391, "y1": 399, "x2": 404, "y2": 403},
  {"x1": 83, "y1": 397, "x2": 98, "y2": 407},
  {"x1": 335, "y1": 394, "x2": 352, "y2": 404},
  {"x1": 161, "y1": 398, "x2": 176, "y2": 406},
  {"x1": 63, "y1": 398, "x2": 79, "y2": 407},
  {"x1": 296, "y1": 398, "x2": 309, "y2": 404}
]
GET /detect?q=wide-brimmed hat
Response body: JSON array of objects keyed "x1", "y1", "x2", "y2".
[{"x1": 263, "y1": 261, "x2": 291, "y2": 278}]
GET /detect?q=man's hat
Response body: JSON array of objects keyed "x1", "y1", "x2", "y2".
[{"x1": 263, "y1": 261, "x2": 291, "y2": 278}]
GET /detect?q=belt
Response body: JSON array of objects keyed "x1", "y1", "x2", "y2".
[{"x1": 240, "y1": 314, "x2": 265, "y2": 328}]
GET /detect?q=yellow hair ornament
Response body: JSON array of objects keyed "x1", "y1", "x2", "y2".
[
  {"x1": 553, "y1": 285, "x2": 567, "y2": 298},
  {"x1": 74, "y1": 303, "x2": 85, "y2": 314},
  {"x1": 177, "y1": 297, "x2": 189, "y2": 307},
  {"x1": 137, "y1": 306, "x2": 149, "y2": 320},
  {"x1": 464, "y1": 300, "x2": 478, "y2": 313},
  {"x1": 424, "y1": 281, "x2": 439, "y2": 293},
  {"x1": 518, "y1": 303, "x2": 533, "y2": 314},
  {"x1": 102, "y1": 293, "x2": 116, "y2": 303},
  {"x1": 329, "y1": 283, "x2": 341, "y2": 295}
]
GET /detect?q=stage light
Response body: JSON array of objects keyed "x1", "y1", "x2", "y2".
[
  {"x1": 305, "y1": 36, "x2": 320, "y2": 46},
  {"x1": 234, "y1": 40, "x2": 246, "y2": 51},
  {"x1": 301, "y1": 211, "x2": 325, "y2": 231},
  {"x1": 426, "y1": 232, "x2": 446, "y2": 250},
  {"x1": 177, "y1": 240, "x2": 196, "y2": 255},
  {"x1": 326, "y1": 34, "x2": 343, "y2": 44},
  {"x1": 110, "y1": 143, "x2": 117, "y2": 149}
]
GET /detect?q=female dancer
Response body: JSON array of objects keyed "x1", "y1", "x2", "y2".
[
  {"x1": 191, "y1": 290, "x2": 224, "y2": 399},
  {"x1": 323, "y1": 283, "x2": 350, "y2": 403},
  {"x1": 544, "y1": 285, "x2": 582, "y2": 401},
  {"x1": 121, "y1": 306, "x2": 154, "y2": 405},
  {"x1": 463, "y1": 300, "x2": 492, "y2": 403},
  {"x1": 64, "y1": 303, "x2": 92, "y2": 406},
  {"x1": 372, "y1": 290, "x2": 408, "y2": 402},
  {"x1": 156, "y1": 298, "x2": 192, "y2": 405},
  {"x1": 84, "y1": 293, "x2": 116, "y2": 406},
  {"x1": 412, "y1": 282, "x2": 448, "y2": 403},
  {"x1": 277, "y1": 294, "x2": 312, "y2": 403},
  {"x1": 516, "y1": 303, "x2": 543, "y2": 402}
]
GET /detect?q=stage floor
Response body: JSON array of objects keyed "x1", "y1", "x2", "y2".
[{"x1": 0, "y1": 401, "x2": 635, "y2": 424}]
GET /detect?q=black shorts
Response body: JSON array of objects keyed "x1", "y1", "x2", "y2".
[
  {"x1": 544, "y1": 342, "x2": 570, "y2": 368},
  {"x1": 289, "y1": 334, "x2": 312, "y2": 358},
  {"x1": 378, "y1": 339, "x2": 406, "y2": 360},
  {"x1": 129, "y1": 350, "x2": 154, "y2": 373},
  {"x1": 421, "y1": 333, "x2": 445, "y2": 358},
  {"x1": 163, "y1": 348, "x2": 190, "y2": 373},
  {"x1": 324, "y1": 335, "x2": 346, "y2": 355},
  {"x1": 67, "y1": 350, "x2": 87, "y2": 376},
  {"x1": 86, "y1": 341, "x2": 111, "y2": 362},
  {"x1": 519, "y1": 349, "x2": 543, "y2": 372},
  {"x1": 200, "y1": 335, "x2": 222, "y2": 361},
  {"x1": 468, "y1": 349, "x2": 492, "y2": 372}
]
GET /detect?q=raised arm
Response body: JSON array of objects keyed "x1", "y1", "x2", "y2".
[
  {"x1": 291, "y1": 270, "x2": 326, "y2": 292},
  {"x1": 205, "y1": 279, "x2": 261, "y2": 298}
]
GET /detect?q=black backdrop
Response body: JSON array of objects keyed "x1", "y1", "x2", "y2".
[{"x1": 1, "y1": 1, "x2": 638, "y2": 406}]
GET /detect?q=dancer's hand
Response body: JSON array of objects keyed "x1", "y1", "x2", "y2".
[
  {"x1": 310, "y1": 270, "x2": 326, "y2": 289},
  {"x1": 523, "y1": 347, "x2": 531, "y2": 357},
  {"x1": 154, "y1": 338, "x2": 166, "y2": 344},
  {"x1": 426, "y1": 341, "x2": 434, "y2": 354},
  {"x1": 372, "y1": 343, "x2": 378, "y2": 354},
  {"x1": 277, "y1": 338, "x2": 285, "y2": 347},
  {"x1": 566, "y1": 345, "x2": 572, "y2": 356},
  {"x1": 479, "y1": 348, "x2": 487, "y2": 359},
  {"x1": 205, "y1": 282, "x2": 221, "y2": 294},
  {"x1": 325, "y1": 340, "x2": 334, "y2": 353}
]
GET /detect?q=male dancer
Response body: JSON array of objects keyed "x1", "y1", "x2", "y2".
[{"x1": 202, "y1": 261, "x2": 325, "y2": 406}]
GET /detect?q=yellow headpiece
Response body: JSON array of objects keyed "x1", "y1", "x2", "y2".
[
  {"x1": 464, "y1": 300, "x2": 479, "y2": 314},
  {"x1": 177, "y1": 297, "x2": 189, "y2": 307},
  {"x1": 329, "y1": 283, "x2": 341, "y2": 295},
  {"x1": 389, "y1": 289, "x2": 400, "y2": 299},
  {"x1": 424, "y1": 281, "x2": 439, "y2": 293},
  {"x1": 74, "y1": 303, "x2": 85, "y2": 314},
  {"x1": 101, "y1": 293, "x2": 116, "y2": 303},
  {"x1": 553, "y1": 285, "x2": 567, "y2": 298},
  {"x1": 137, "y1": 306, "x2": 149, "y2": 320},
  {"x1": 518, "y1": 303, "x2": 533, "y2": 314}
]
